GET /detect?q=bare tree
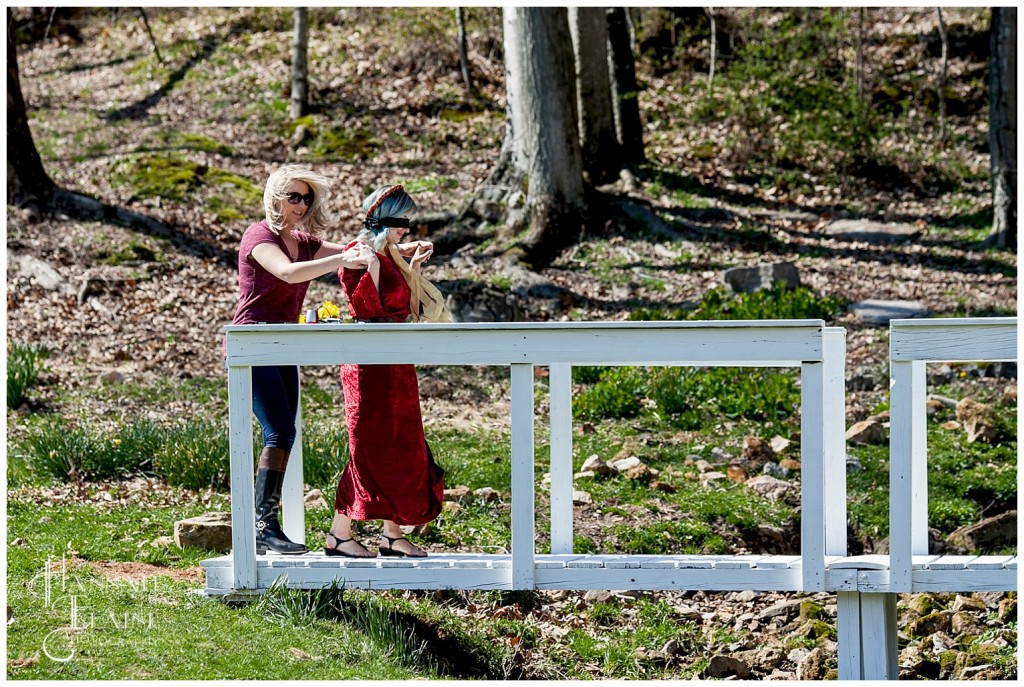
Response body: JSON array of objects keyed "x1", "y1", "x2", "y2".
[
  {"x1": 606, "y1": 8, "x2": 645, "y2": 164},
  {"x1": 935, "y1": 7, "x2": 948, "y2": 145},
  {"x1": 706, "y1": 7, "x2": 716, "y2": 97},
  {"x1": 569, "y1": 7, "x2": 620, "y2": 185},
  {"x1": 290, "y1": 8, "x2": 308, "y2": 119},
  {"x1": 856, "y1": 7, "x2": 865, "y2": 103},
  {"x1": 483, "y1": 7, "x2": 585, "y2": 264},
  {"x1": 988, "y1": 7, "x2": 1016, "y2": 248},
  {"x1": 456, "y1": 7, "x2": 473, "y2": 94},
  {"x1": 8, "y1": 8, "x2": 56, "y2": 214}
]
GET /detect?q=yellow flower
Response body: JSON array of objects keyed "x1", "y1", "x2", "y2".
[
  {"x1": 317, "y1": 299, "x2": 341, "y2": 320},
  {"x1": 298, "y1": 314, "x2": 306, "y2": 324}
]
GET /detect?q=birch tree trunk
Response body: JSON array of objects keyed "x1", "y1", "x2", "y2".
[
  {"x1": 290, "y1": 8, "x2": 309, "y2": 119},
  {"x1": 7, "y1": 8, "x2": 56, "y2": 213},
  {"x1": 988, "y1": 7, "x2": 1017, "y2": 248},
  {"x1": 606, "y1": 7, "x2": 645, "y2": 164},
  {"x1": 456, "y1": 7, "x2": 473, "y2": 94},
  {"x1": 495, "y1": 7, "x2": 585, "y2": 264},
  {"x1": 569, "y1": 7, "x2": 620, "y2": 185},
  {"x1": 936, "y1": 7, "x2": 948, "y2": 145}
]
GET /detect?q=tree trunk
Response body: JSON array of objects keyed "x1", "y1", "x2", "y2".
[
  {"x1": 988, "y1": 7, "x2": 1016, "y2": 249},
  {"x1": 936, "y1": 7, "x2": 948, "y2": 146},
  {"x1": 456, "y1": 7, "x2": 474, "y2": 94},
  {"x1": 706, "y1": 7, "x2": 716, "y2": 97},
  {"x1": 7, "y1": 7, "x2": 56, "y2": 213},
  {"x1": 290, "y1": 8, "x2": 309, "y2": 120},
  {"x1": 497, "y1": 7, "x2": 585, "y2": 264},
  {"x1": 856, "y1": 8, "x2": 865, "y2": 103},
  {"x1": 606, "y1": 7, "x2": 645, "y2": 164},
  {"x1": 569, "y1": 7, "x2": 620, "y2": 185}
]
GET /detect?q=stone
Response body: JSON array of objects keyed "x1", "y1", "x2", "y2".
[
  {"x1": 572, "y1": 490, "x2": 593, "y2": 505},
  {"x1": 443, "y1": 485, "x2": 471, "y2": 502},
  {"x1": 796, "y1": 647, "x2": 827, "y2": 680},
  {"x1": 10, "y1": 254, "x2": 71, "y2": 293},
  {"x1": 722, "y1": 261, "x2": 800, "y2": 294},
  {"x1": 726, "y1": 465, "x2": 746, "y2": 482},
  {"x1": 611, "y1": 456, "x2": 642, "y2": 472},
  {"x1": 762, "y1": 462, "x2": 790, "y2": 479},
  {"x1": 848, "y1": 299, "x2": 928, "y2": 324},
  {"x1": 174, "y1": 512, "x2": 232, "y2": 552},
  {"x1": 941, "y1": 420, "x2": 962, "y2": 431},
  {"x1": 823, "y1": 218, "x2": 922, "y2": 243},
  {"x1": 584, "y1": 590, "x2": 613, "y2": 604},
  {"x1": 442, "y1": 501, "x2": 462, "y2": 514},
  {"x1": 955, "y1": 398, "x2": 998, "y2": 443},
  {"x1": 947, "y1": 510, "x2": 1016, "y2": 551},
  {"x1": 769, "y1": 435, "x2": 791, "y2": 454},
  {"x1": 735, "y1": 590, "x2": 760, "y2": 602},
  {"x1": 745, "y1": 475, "x2": 796, "y2": 502},
  {"x1": 951, "y1": 611, "x2": 983, "y2": 636},
  {"x1": 701, "y1": 471, "x2": 728, "y2": 487},
  {"x1": 705, "y1": 655, "x2": 752, "y2": 679},
  {"x1": 473, "y1": 487, "x2": 500, "y2": 503},
  {"x1": 908, "y1": 611, "x2": 952, "y2": 636},
  {"x1": 845, "y1": 419, "x2": 886, "y2": 444},
  {"x1": 759, "y1": 598, "x2": 804, "y2": 621},
  {"x1": 997, "y1": 597, "x2": 1017, "y2": 622},
  {"x1": 951, "y1": 595, "x2": 988, "y2": 613},
  {"x1": 710, "y1": 447, "x2": 732, "y2": 462},
  {"x1": 661, "y1": 639, "x2": 680, "y2": 656},
  {"x1": 799, "y1": 600, "x2": 825, "y2": 621},
  {"x1": 959, "y1": 664, "x2": 995, "y2": 679},
  {"x1": 303, "y1": 489, "x2": 329, "y2": 510},
  {"x1": 778, "y1": 458, "x2": 801, "y2": 471},
  {"x1": 845, "y1": 455, "x2": 864, "y2": 473},
  {"x1": 625, "y1": 464, "x2": 652, "y2": 481},
  {"x1": 742, "y1": 436, "x2": 775, "y2": 462},
  {"x1": 580, "y1": 454, "x2": 612, "y2": 475},
  {"x1": 695, "y1": 459, "x2": 714, "y2": 473}
]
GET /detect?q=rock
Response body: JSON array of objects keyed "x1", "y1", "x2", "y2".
[
  {"x1": 710, "y1": 447, "x2": 732, "y2": 462},
  {"x1": 997, "y1": 597, "x2": 1017, "y2": 622},
  {"x1": 701, "y1": 471, "x2": 728, "y2": 487},
  {"x1": 796, "y1": 647, "x2": 827, "y2": 680},
  {"x1": 442, "y1": 501, "x2": 462, "y2": 514},
  {"x1": 580, "y1": 454, "x2": 613, "y2": 476},
  {"x1": 695, "y1": 459, "x2": 714, "y2": 473},
  {"x1": 174, "y1": 512, "x2": 232, "y2": 552},
  {"x1": 778, "y1": 458, "x2": 801, "y2": 472},
  {"x1": 941, "y1": 420, "x2": 962, "y2": 431},
  {"x1": 823, "y1": 218, "x2": 922, "y2": 243},
  {"x1": 584, "y1": 590, "x2": 613, "y2": 604},
  {"x1": 951, "y1": 595, "x2": 987, "y2": 613},
  {"x1": 845, "y1": 454, "x2": 864, "y2": 473},
  {"x1": 799, "y1": 600, "x2": 825, "y2": 621},
  {"x1": 473, "y1": 487, "x2": 500, "y2": 503},
  {"x1": 303, "y1": 489, "x2": 329, "y2": 510},
  {"x1": 959, "y1": 664, "x2": 995, "y2": 679},
  {"x1": 625, "y1": 464, "x2": 652, "y2": 481},
  {"x1": 726, "y1": 465, "x2": 747, "y2": 482},
  {"x1": 661, "y1": 639, "x2": 680, "y2": 656},
  {"x1": 848, "y1": 299, "x2": 928, "y2": 324},
  {"x1": 759, "y1": 598, "x2": 804, "y2": 621},
  {"x1": 572, "y1": 490, "x2": 593, "y2": 505},
  {"x1": 845, "y1": 419, "x2": 886, "y2": 444},
  {"x1": 909, "y1": 594, "x2": 940, "y2": 616},
  {"x1": 762, "y1": 462, "x2": 790, "y2": 479},
  {"x1": 947, "y1": 510, "x2": 1016, "y2": 551},
  {"x1": 955, "y1": 398, "x2": 998, "y2": 443},
  {"x1": 951, "y1": 611, "x2": 983, "y2": 636},
  {"x1": 611, "y1": 456, "x2": 642, "y2": 472},
  {"x1": 746, "y1": 475, "x2": 796, "y2": 502},
  {"x1": 735, "y1": 590, "x2": 760, "y2": 602},
  {"x1": 907, "y1": 611, "x2": 952, "y2": 636},
  {"x1": 769, "y1": 435, "x2": 791, "y2": 454},
  {"x1": 742, "y1": 436, "x2": 775, "y2": 462},
  {"x1": 722, "y1": 261, "x2": 800, "y2": 294},
  {"x1": 705, "y1": 655, "x2": 752, "y2": 679},
  {"x1": 443, "y1": 485, "x2": 472, "y2": 502},
  {"x1": 651, "y1": 480, "x2": 677, "y2": 493},
  {"x1": 11, "y1": 254, "x2": 72, "y2": 293}
]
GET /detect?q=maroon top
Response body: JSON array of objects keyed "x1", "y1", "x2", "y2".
[{"x1": 232, "y1": 220, "x2": 323, "y2": 325}]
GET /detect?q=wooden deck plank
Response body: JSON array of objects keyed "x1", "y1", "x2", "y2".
[
  {"x1": 966, "y1": 555, "x2": 1014, "y2": 570},
  {"x1": 829, "y1": 555, "x2": 889, "y2": 570},
  {"x1": 928, "y1": 555, "x2": 979, "y2": 570}
]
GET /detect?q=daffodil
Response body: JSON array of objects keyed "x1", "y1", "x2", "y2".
[
  {"x1": 317, "y1": 300, "x2": 341, "y2": 320},
  {"x1": 298, "y1": 313, "x2": 306, "y2": 324}
]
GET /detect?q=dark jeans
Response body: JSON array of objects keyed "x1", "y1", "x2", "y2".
[{"x1": 251, "y1": 365, "x2": 299, "y2": 452}]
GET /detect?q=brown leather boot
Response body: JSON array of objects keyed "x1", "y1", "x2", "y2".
[{"x1": 254, "y1": 447, "x2": 307, "y2": 555}]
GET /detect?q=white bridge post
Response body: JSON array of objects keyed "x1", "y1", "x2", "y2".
[
  {"x1": 548, "y1": 363, "x2": 574, "y2": 555},
  {"x1": 510, "y1": 363, "x2": 536, "y2": 589},
  {"x1": 227, "y1": 365, "x2": 256, "y2": 590},
  {"x1": 281, "y1": 372, "x2": 305, "y2": 546}
]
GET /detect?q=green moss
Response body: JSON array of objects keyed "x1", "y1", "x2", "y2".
[{"x1": 799, "y1": 600, "x2": 825, "y2": 621}]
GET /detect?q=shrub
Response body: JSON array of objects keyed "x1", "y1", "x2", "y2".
[
  {"x1": 573, "y1": 367, "x2": 646, "y2": 420},
  {"x1": 8, "y1": 342, "x2": 49, "y2": 408},
  {"x1": 153, "y1": 419, "x2": 230, "y2": 491},
  {"x1": 688, "y1": 284, "x2": 846, "y2": 322},
  {"x1": 18, "y1": 417, "x2": 93, "y2": 480}
]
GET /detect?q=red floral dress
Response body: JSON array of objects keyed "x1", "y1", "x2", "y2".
[{"x1": 333, "y1": 243, "x2": 444, "y2": 525}]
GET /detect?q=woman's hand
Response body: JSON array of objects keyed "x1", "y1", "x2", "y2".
[
  {"x1": 398, "y1": 240, "x2": 433, "y2": 259},
  {"x1": 408, "y1": 241, "x2": 433, "y2": 271}
]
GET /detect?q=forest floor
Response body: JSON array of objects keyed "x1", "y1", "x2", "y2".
[{"x1": 6, "y1": 7, "x2": 1018, "y2": 680}]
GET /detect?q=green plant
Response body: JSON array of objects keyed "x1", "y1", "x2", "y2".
[
  {"x1": 17, "y1": 417, "x2": 93, "y2": 480},
  {"x1": 152, "y1": 419, "x2": 230, "y2": 491},
  {"x1": 256, "y1": 577, "x2": 347, "y2": 625},
  {"x1": 574, "y1": 367, "x2": 646, "y2": 420},
  {"x1": 7, "y1": 342, "x2": 49, "y2": 408}
]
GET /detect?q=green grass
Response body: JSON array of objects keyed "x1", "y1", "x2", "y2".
[{"x1": 7, "y1": 342, "x2": 49, "y2": 409}]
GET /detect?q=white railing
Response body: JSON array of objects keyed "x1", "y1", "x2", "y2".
[{"x1": 215, "y1": 320, "x2": 847, "y2": 593}]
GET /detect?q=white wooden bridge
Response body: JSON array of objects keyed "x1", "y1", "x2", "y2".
[{"x1": 204, "y1": 317, "x2": 1017, "y2": 680}]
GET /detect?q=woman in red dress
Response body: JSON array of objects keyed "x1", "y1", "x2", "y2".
[{"x1": 325, "y1": 184, "x2": 447, "y2": 558}]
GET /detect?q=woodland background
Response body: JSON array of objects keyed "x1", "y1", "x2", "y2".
[{"x1": 5, "y1": 6, "x2": 1018, "y2": 681}]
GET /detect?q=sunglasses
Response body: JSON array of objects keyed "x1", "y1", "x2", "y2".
[{"x1": 286, "y1": 191, "x2": 314, "y2": 206}]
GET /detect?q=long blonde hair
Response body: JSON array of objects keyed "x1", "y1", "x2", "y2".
[{"x1": 263, "y1": 164, "x2": 332, "y2": 235}]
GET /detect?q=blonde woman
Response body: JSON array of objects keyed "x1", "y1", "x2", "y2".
[{"x1": 230, "y1": 165, "x2": 373, "y2": 555}]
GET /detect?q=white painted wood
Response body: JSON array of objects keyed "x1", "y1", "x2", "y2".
[
  {"x1": 223, "y1": 321, "x2": 826, "y2": 367},
  {"x1": 860, "y1": 593, "x2": 898, "y2": 680},
  {"x1": 828, "y1": 570, "x2": 860, "y2": 591},
  {"x1": 281, "y1": 377, "x2": 305, "y2": 546},
  {"x1": 909, "y1": 360, "x2": 928, "y2": 555},
  {"x1": 828, "y1": 555, "x2": 890, "y2": 570},
  {"x1": 890, "y1": 317, "x2": 1017, "y2": 362},
  {"x1": 888, "y1": 360, "x2": 915, "y2": 592},
  {"x1": 548, "y1": 363, "x2": 574, "y2": 554},
  {"x1": 853, "y1": 569, "x2": 1017, "y2": 593},
  {"x1": 800, "y1": 361, "x2": 826, "y2": 591},
  {"x1": 823, "y1": 328, "x2": 847, "y2": 556},
  {"x1": 753, "y1": 555, "x2": 802, "y2": 569},
  {"x1": 510, "y1": 363, "x2": 535, "y2": 590},
  {"x1": 837, "y1": 592, "x2": 863, "y2": 680},
  {"x1": 911, "y1": 554, "x2": 943, "y2": 569},
  {"x1": 1006, "y1": 557, "x2": 1018, "y2": 569},
  {"x1": 227, "y1": 365, "x2": 257, "y2": 590},
  {"x1": 928, "y1": 555, "x2": 978, "y2": 570},
  {"x1": 966, "y1": 555, "x2": 1014, "y2": 570},
  {"x1": 533, "y1": 566, "x2": 802, "y2": 591}
]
